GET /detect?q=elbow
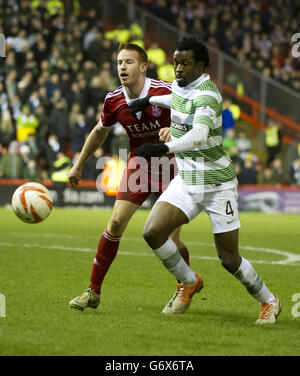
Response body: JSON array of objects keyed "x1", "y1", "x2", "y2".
[
  {"x1": 193, "y1": 139, "x2": 204, "y2": 147},
  {"x1": 192, "y1": 126, "x2": 209, "y2": 146}
]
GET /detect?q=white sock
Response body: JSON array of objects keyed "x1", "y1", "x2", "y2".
[
  {"x1": 152, "y1": 238, "x2": 196, "y2": 285},
  {"x1": 234, "y1": 257, "x2": 276, "y2": 305}
]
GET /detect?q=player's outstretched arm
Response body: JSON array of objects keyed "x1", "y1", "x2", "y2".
[
  {"x1": 136, "y1": 124, "x2": 209, "y2": 159},
  {"x1": 129, "y1": 94, "x2": 172, "y2": 114},
  {"x1": 165, "y1": 124, "x2": 209, "y2": 153},
  {"x1": 68, "y1": 125, "x2": 110, "y2": 187},
  {"x1": 150, "y1": 94, "x2": 172, "y2": 109},
  {"x1": 129, "y1": 96, "x2": 152, "y2": 114}
]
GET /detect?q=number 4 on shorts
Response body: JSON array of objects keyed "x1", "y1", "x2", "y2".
[{"x1": 226, "y1": 201, "x2": 234, "y2": 216}]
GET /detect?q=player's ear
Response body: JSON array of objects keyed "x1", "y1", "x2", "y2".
[
  {"x1": 197, "y1": 61, "x2": 205, "y2": 74},
  {"x1": 140, "y1": 62, "x2": 147, "y2": 73}
]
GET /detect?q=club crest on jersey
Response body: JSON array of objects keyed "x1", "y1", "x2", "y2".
[
  {"x1": 185, "y1": 100, "x2": 194, "y2": 113},
  {"x1": 151, "y1": 106, "x2": 162, "y2": 117}
]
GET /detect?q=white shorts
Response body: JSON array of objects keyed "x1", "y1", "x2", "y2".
[{"x1": 156, "y1": 175, "x2": 241, "y2": 234}]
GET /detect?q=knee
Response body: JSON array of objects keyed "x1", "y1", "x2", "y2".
[
  {"x1": 143, "y1": 223, "x2": 161, "y2": 249},
  {"x1": 107, "y1": 217, "x2": 124, "y2": 237}
]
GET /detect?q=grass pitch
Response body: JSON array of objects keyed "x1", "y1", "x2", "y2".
[{"x1": 0, "y1": 207, "x2": 300, "y2": 356}]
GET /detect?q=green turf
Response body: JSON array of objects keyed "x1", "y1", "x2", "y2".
[{"x1": 0, "y1": 207, "x2": 299, "y2": 356}]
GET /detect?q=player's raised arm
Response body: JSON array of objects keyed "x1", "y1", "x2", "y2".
[
  {"x1": 129, "y1": 94, "x2": 172, "y2": 114},
  {"x1": 68, "y1": 124, "x2": 111, "y2": 187}
]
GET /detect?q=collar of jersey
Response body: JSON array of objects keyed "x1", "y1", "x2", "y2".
[
  {"x1": 123, "y1": 77, "x2": 151, "y2": 104},
  {"x1": 123, "y1": 77, "x2": 151, "y2": 120},
  {"x1": 174, "y1": 73, "x2": 210, "y2": 92}
]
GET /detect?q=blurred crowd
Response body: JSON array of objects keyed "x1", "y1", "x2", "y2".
[
  {"x1": 222, "y1": 119, "x2": 300, "y2": 186},
  {"x1": 0, "y1": 0, "x2": 130, "y2": 185},
  {"x1": 137, "y1": 0, "x2": 300, "y2": 91},
  {"x1": 222, "y1": 98, "x2": 300, "y2": 186},
  {"x1": 0, "y1": 0, "x2": 299, "y2": 189}
]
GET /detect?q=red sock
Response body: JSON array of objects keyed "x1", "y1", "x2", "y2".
[{"x1": 89, "y1": 230, "x2": 121, "y2": 294}]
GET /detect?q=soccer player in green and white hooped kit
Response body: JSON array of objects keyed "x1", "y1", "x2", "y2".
[{"x1": 129, "y1": 35, "x2": 281, "y2": 324}]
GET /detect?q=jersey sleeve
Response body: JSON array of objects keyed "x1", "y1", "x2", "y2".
[
  {"x1": 193, "y1": 94, "x2": 221, "y2": 130},
  {"x1": 150, "y1": 94, "x2": 172, "y2": 109},
  {"x1": 98, "y1": 95, "x2": 117, "y2": 129}
]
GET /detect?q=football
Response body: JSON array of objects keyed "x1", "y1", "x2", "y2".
[{"x1": 11, "y1": 182, "x2": 53, "y2": 223}]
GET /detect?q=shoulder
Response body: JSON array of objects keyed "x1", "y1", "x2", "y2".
[
  {"x1": 149, "y1": 78, "x2": 172, "y2": 95},
  {"x1": 104, "y1": 86, "x2": 124, "y2": 104},
  {"x1": 102, "y1": 86, "x2": 126, "y2": 115},
  {"x1": 194, "y1": 79, "x2": 222, "y2": 106},
  {"x1": 196, "y1": 79, "x2": 220, "y2": 95}
]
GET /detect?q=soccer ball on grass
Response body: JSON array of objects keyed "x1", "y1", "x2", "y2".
[{"x1": 11, "y1": 182, "x2": 53, "y2": 223}]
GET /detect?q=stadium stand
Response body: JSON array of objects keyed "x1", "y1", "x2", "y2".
[{"x1": 137, "y1": 0, "x2": 300, "y2": 92}]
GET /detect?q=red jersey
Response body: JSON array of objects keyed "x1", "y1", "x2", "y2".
[
  {"x1": 100, "y1": 78, "x2": 172, "y2": 155},
  {"x1": 99, "y1": 78, "x2": 176, "y2": 206}
]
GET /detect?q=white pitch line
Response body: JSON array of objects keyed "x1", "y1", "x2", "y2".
[
  {"x1": 171, "y1": 240, "x2": 300, "y2": 266},
  {"x1": 1, "y1": 237, "x2": 300, "y2": 266},
  {"x1": 12, "y1": 230, "x2": 299, "y2": 264}
]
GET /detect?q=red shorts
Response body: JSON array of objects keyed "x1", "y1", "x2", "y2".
[{"x1": 116, "y1": 155, "x2": 178, "y2": 206}]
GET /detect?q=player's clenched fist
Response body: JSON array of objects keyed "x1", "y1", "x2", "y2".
[
  {"x1": 68, "y1": 166, "x2": 82, "y2": 187},
  {"x1": 159, "y1": 127, "x2": 171, "y2": 142}
]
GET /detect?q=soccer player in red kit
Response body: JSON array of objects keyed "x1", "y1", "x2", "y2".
[{"x1": 68, "y1": 43, "x2": 191, "y2": 312}]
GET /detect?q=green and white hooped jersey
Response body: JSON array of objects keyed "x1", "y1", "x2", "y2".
[{"x1": 170, "y1": 73, "x2": 237, "y2": 192}]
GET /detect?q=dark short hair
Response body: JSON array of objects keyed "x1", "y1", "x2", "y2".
[
  {"x1": 117, "y1": 43, "x2": 148, "y2": 64},
  {"x1": 175, "y1": 36, "x2": 209, "y2": 68}
]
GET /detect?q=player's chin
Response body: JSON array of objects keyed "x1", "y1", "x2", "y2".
[
  {"x1": 176, "y1": 77, "x2": 186, "y2": 87},
  {"x1": 120, "y1": 76, "x2": 130, "y2": 85}
]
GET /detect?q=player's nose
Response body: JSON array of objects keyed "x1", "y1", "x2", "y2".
[{"x1": 176, "y1": 63, "x2": 184, "y2": 71}]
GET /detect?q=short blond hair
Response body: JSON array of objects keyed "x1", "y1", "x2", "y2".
[{"x1": 117, "y1": 43, "x2": 148, "y2": 64}]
